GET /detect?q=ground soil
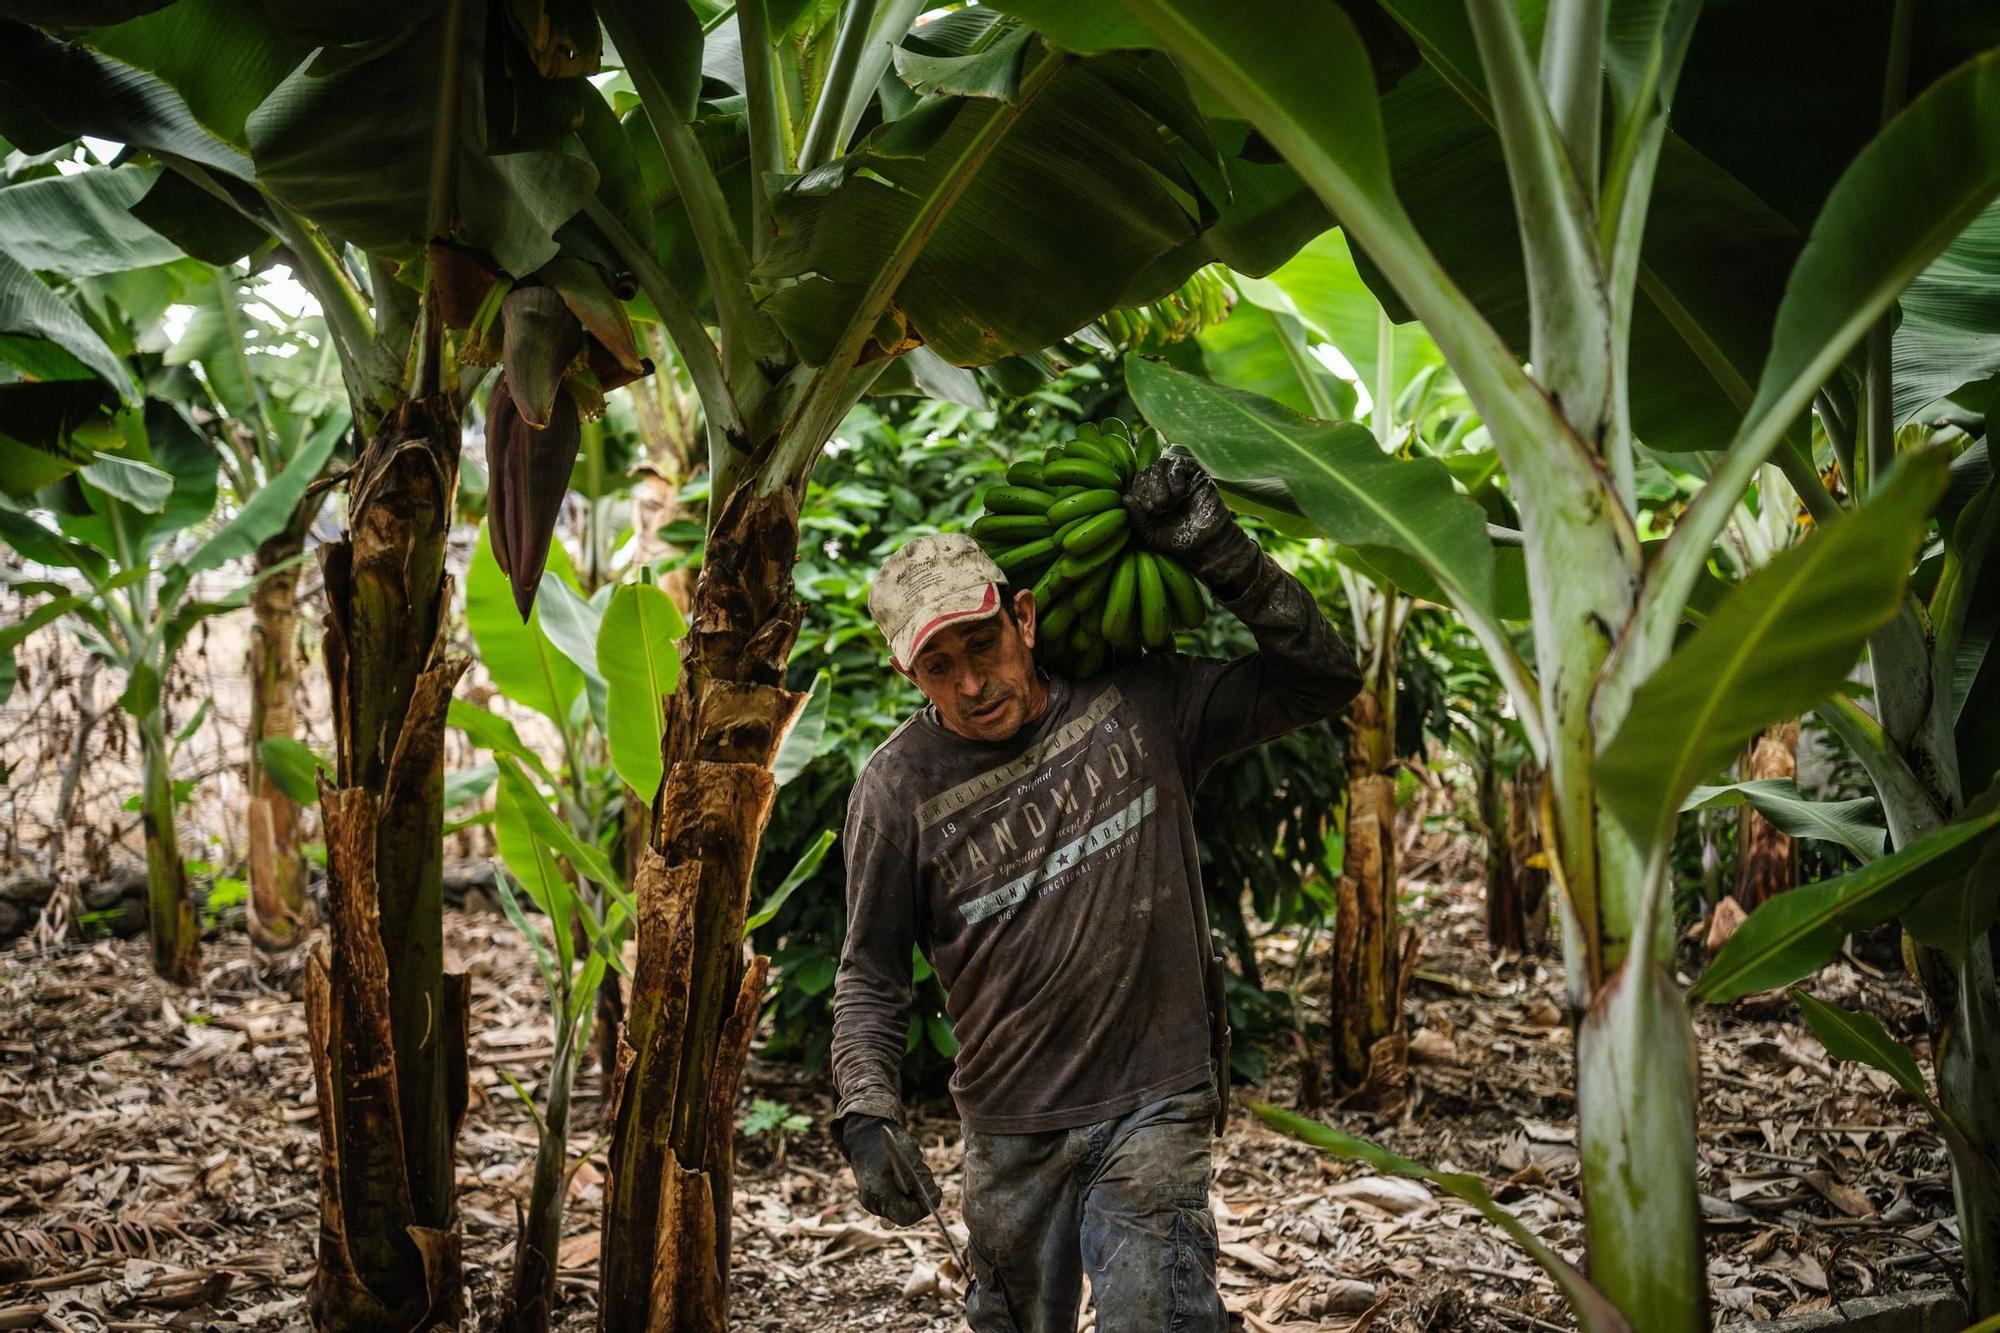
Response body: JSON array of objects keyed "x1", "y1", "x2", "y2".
[{"x1": 0, "y1": 871, "x2": 1964, "y2": 1331}]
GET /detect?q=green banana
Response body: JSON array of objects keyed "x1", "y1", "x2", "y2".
[
  {"x1": 1062, "y1": 436, "x2": 1129, "y2": 484},
  {"x1": 1135, "y1": 426, "x2": 1163, "y2": 471},
  {"x1": 1005, "y1": 459, "x2": 1047, "y2": 488},
  {"x1": 994, "y1": 537, "x2": 1060, "y2": 577},
  {"x1": 1040, "y1": 596, "x2": 1078, "y2": 640},
  {"x1": 1156, "y1": 554, "x2": 1205, "y2": 629},
  {"x1": 1137, "y1": 552, "x2": 1170, "y2": 648},
  {"x1": 1100, "y1": 417, "x2": 1131, "y2": 441},
  {"x1": 1031, "y1": 561, "x2": 1069, "y2": 607},
  {"x1": 1099, "y1": 552, "x2": 1141, "y2": 650},
  {"x1": 1070, "y1": 561, "x2": 1117, "y2": 613},
  {"x1": 1055, "y1": 532, "x2": 1128, "y2": 581},
  {"x1": 983, "y1": 485, "x2": 1057, "y2": 515},
  {"x1": 1046, "y1": 487, "x2": 1122, "y2": 526},
  {"x1": 1074, "y1": 639, "x2": 1108, "y2": 680},
  {"x1": 1062, "y1": 507, "x2": 1128, "y2": 554},
  {"x1": 1043, "y1": 457, "x2": 1124, "y2": 491},
  {"x1": 1101, "y1": 429, "x2": 1140, "y2": 481},
  {"x1": 971, "y1": 513, "x2": 1053, "y2": 543}
]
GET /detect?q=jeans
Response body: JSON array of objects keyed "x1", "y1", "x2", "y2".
[{"x1": 960, "y1": 1083, "x2": 1224, "y2": 1333}]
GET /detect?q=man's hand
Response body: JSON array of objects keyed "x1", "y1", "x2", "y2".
[
  {"x1": 837, "y1": 1115, "x2": 942, "y2": 1227},
  {"x1": 1123, "y1": 453, "x2": 1261, "y2": 600}
]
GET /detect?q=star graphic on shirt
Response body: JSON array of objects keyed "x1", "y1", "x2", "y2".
[{"x1": 1051, "y1": 847, "x2": 1075, "y2": 871}]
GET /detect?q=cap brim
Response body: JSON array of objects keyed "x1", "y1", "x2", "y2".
[{"x1": 894, "y1": 582, "x2": 1001, "y2": 668}]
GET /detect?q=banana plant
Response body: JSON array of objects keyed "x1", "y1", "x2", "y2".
[
  {"x1": 1192, "y1": 231, "x2": 1493, "y2": 1093},
  {"x1": 1690, "y1": 204, "x2": 2000, "y2": 1312},
  {"x1": 164, "y1": 268, "x2": 350, "y2": 946},
  {"x1": 1, "y1": 399, "x2": 320, "y2": 984},
  {"x1": 1, "y1": 3, "x2": 1325, "y2": 1323},
  {"x1": 0, "y1": 4, "x2": 657, "y2": 1321},
  {"x1": 457, "y1": 518, "x2": 660, "y2": 1333},
  {"x1": 0, "y1": 155, "x2": 331, "y2": 979},
  {"x1": 520, "y1": 7, "x2": 1332, "y2": 1325},
  {"x1": 453, "y1": 523, "x2": 659, "y2": 1333},
  {"x1": 1002, "y1": 0, "x2": 2000, "y2": 1325},
  {"x1": 457, "y1": 510, "x2": 830, "y2": 1332}
]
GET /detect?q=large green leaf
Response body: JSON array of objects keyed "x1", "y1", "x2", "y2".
[
  {"x1": 0, "y1": 167, "x2": 184, "y2": 279},
  {"x1": 80, "y1": 451, "x2": 172, "y2": 513},
  {"x1": 535, "y1": 569, "x2": 608, "y2": 731},
  {"x1": 466, "y1": 522, "x2": 583, "y2": 725},
  {"x1": 0, "y1": 249, "x2": 138, "y2": 401},
  {"x1": 1228, "y1": 228, "x2": 1440, "y2": 403},
  {"x1": 596, "y1": 581, "x2": 685, "y2": 803},
  {"x1": 0, "y1": 509, "x2": 109, "y2": 577},
  {"x1": 446, "y1": 696, "x2": 561, "y2": 790},
  {"x1": 757, "y1": 36, "x2": 1230, "y2": 368},
  {"x1": 1252, "y1": 1101, "x2": 1632, "y2": 1332},
  {"x1": 84, "y1": 0, "x2": 315, "y2": 150},
  {"x1": 0, "y1": 23, "x2": 254, "y2": 181},
  {"x1": 1893, "y1": 198, "x2": 2000, "y2": 424},
  {"x1": 495, "y1": 754, "x2": 622, "y2": 888},
  {"x1": 1692, "y1": 802, "x2": 2000, "y2": 1003},
  {"x1": 183, "y1": 427, "x2": 337, "y2": 574},
  {"x1": 1597, "y1": 452, "x2": 1948, "y2": 849},
  {"x1": 245, "y1": 7, "x2": 597, "y2": 276},
  {"x1": 1731, "y1": 48, "x2": 2000, "y2": 481},
  {"x1": 256, "y1": 735, "x2": 326, "y2": 806},
  {"x1": 1194, "y1": 295, "x2": 1354, "y2": 420},
  {"x1": 1682, "y1": 780, "x2": 1887, "y2": 862},
  {"x1": 494, "y1": 757, "x2": 576, "y2": 973},
  {"x1": 1126, "y1": 357, "x2": 1495, "y2": 617},
  {"x1": 772, "y1": 667, "x2": 830, "y2": 786},
  {"x1": 1791, "y1": 990, "x2": 1930, "y2": 1100},
  {"x1": 743, "y1": 827, "x2": 835, "y2": 935}
]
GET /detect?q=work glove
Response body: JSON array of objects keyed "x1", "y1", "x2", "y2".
[
  {"x1": 1123, "y1": 452, "x2": 1262, "y2": 601},
  {"x1": 836, "y1": 1115, "x2": 942, "y2": 1227}
]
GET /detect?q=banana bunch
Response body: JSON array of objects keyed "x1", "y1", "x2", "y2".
[
  {"x1": 972, "y1": 419, "x2": 1208, "y2": 680},
  {"x1": 1093, "y1": 265, "x2": 1236, "y2": 354}
]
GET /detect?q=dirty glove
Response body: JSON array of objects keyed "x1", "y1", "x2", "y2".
[
  {"x1": 836, "y1": 1115, "x2": 941, "y2": 1227},
  {"x1": 1123, "y1": 452, "x2": 1262, "y2": 601}
]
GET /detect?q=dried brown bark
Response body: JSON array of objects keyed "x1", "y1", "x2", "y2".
[
  {"x1": 598, "y1": 486, "x2": 807, "y2": 1333},
  {"x1": 247, "y1": 535, "x2": 314, "y2": 948},
  {"x1": 1331, "y1": 685, "x2": 1403, "y2": 1093},
  {"x1": 1735, "y1": 720, "x2": 1800, "y2": 909},
  {"x1": 1485, "y1": 760, "x2": 1548, "y2": 954},
  {"x1": 305, "y1": 396, "x2": 470, "y2": 1330}
]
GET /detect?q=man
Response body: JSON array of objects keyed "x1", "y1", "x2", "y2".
[{"x1": 831, "y1": 452, "x2": 1360, "y2": 1333}]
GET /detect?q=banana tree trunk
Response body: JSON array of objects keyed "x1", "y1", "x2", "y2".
[
  {"x1": 304, "y1": 395, "x2": 470, "y2": 1331},
  {"x1": 598, "y1": 481, "x2": 803, "y2": 1332},
  {"x1": 138, "y1": 711, "x2": 199, "y2": 986},
  {"x1": 1937, "y1": 929, "x2": 2000, "y2": 1317},
  {"x1": 247, "y1": 535, "x2": 314, "y2": 948},
  {"x1": 1331, "y1": 678, "x2": 1403, "y2": 1092},
  {"x1": 1735, "y1": 720, "x2": 1799, "y2": 908}
]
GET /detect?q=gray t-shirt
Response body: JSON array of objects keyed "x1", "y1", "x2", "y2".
[{"x1": 831, "y1": 554, "x2": 1357, "y2": 1134}]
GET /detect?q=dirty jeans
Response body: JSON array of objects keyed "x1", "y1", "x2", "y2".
[{"x1": 960, "y1": 1083, "x2": 1224, "y2": 1333}]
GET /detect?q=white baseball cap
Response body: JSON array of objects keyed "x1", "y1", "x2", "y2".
[{"x1": 869, "y1": 532, "x2": 1010, "y2": 670}]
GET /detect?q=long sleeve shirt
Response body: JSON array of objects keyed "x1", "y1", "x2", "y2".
[{"x1": 830, "y1": 550, "x2": 1359, "y2": 1134}]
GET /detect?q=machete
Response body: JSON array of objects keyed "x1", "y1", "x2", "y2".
[{"x1": 883, "y1": 1130, "x2": 968, "y2": 1273}]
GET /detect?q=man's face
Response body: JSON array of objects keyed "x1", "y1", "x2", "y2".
[{"x1": 905, "y1": 589, "x2": 1046, "y2": 742}]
